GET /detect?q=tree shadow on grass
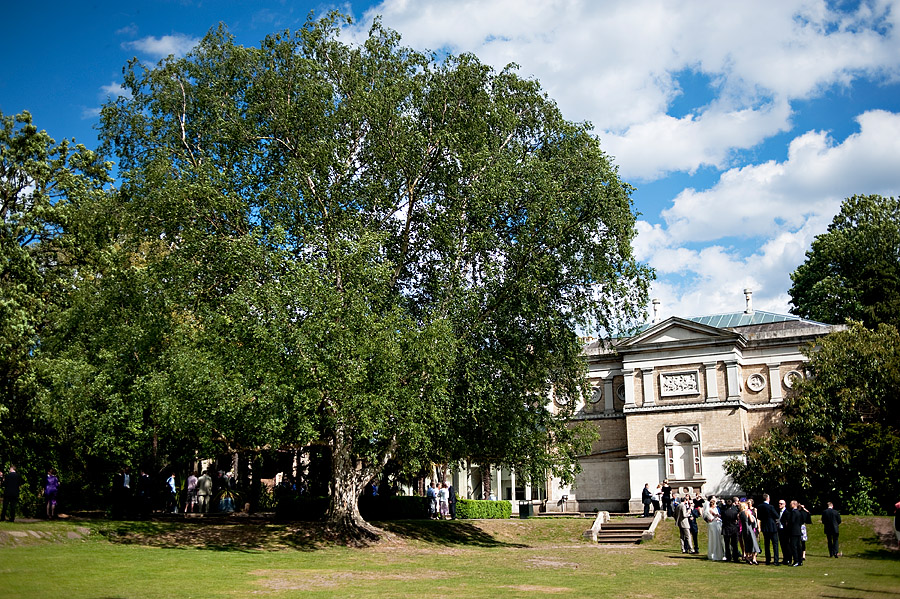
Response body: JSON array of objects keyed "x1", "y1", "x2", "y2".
[
  {"x1": 96, "y1": 519, "x2": 344, "y2": 552},
  {"x1": 856, "y1": 533, "x2": 900, "y2": 561},
  {"x1": 94, "y1": 518, "x2": 525, "y2": 552},
  {"x1": 376, "y1": 520, "x2": 527, "y2": 548}
]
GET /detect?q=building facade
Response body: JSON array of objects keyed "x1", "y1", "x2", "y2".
[{"x1": 562, "y1": 297, "x2": 842, "y2": 513}]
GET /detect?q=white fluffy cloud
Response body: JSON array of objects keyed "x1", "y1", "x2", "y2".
[
  {"x1": 636, "y1": 110, "x2": 900, "y2": 317},
  {"x1": 348, "y1": 0, "x2": 900, "y2": 180},
  {"x1": 661, "y1": 110, "x2": 900, "y2": 244},
  {"x1": 123, "y1": 33, "x2": 199, "y2": 60}
]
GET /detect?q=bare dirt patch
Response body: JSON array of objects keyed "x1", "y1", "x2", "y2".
[
  {"x1": 500, "y1": 584, "x2": 571, "y2": 593},
  {"x1": 526, "y1": 557, "x2": 579, "y2": 568},
  {"x1": 250, "y1": 568, "x2": 456, "y2": 591},
  {"x1": 865, "y1": 517, "x2": 899, "y2": 551}
]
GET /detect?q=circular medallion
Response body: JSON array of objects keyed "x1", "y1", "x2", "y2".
[
  {"x1": 589, "y1": 387, "x2": 602, "y2": 404},
  {"x1": 783, "y1": 370, "x2": 804, "y2": 389},
  {"x1": 746, "y1": 373, "x2": 766, "y2": 392}
]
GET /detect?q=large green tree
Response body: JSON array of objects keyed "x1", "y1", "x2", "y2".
[
  {"x1": 0, "y1": 110, "x2": 111, "y2": 482},
  {"x1": 49, "y1": 14, "x2": 652, "y2": 535},
  {"x1": 725, "y1": 322, "x2": 900, "y2": 513},
  {"x1": 789, "y1": 194, "x2": 900, "y2": 330}
]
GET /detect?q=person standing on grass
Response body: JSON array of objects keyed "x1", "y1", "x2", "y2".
[
  {"x1": 822, "y1": 501, "x2": 842, "y2": 558},
  {"x1": 787, "y1": 500, "x2": 805, "y2": 566},
  {"x1": 438, "y1": 482, "x2": 450, "y2": 519},
  {"x1": 703, "y1": 495, "x2": 725, "y2": 561},
  {"x1": 196, "y1": 470, "x2": 213, "y2": 514},
  {"x1": 642, "y1": 483, "x2": 652, "y2": 518},
  {"x1": 44, "y1": 469, "x2": 60, "y2": 519},
  {"x1": 1, "y1": 465, "x2": 22, "y2": 522},
  {"x1": 448, "y1": 482, "x2": 457, "y2": 520},
  {"x1": 778, "y1": 499, "x2": 793, "y2": 565},
  {"x1": 722, "y1": 497, "x2": 741, "y2": 563},
  {"x1": 688, "y1": 494, "x2": 700, "y2": 553},
  {"x1": 661, "y1": 480, "x2": 672, "y2": 517},
  {"x1": 757, "y1": 494, "x2": 780, "y2": 565},
  {"x1": 185, "y1": 471, "x2": 198, "y2": 513},
  {"x1": 429, "y1": 482, "x2": 439, "y2": 519},
  {"x1": 675, "y1": 494, "x2": 694, "y2": 554},
  {"x1": 165, "y1": 472, "x2": 178, "y2": 513}
]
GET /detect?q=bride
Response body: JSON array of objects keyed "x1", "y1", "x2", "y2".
[{"x1": 704, "y1": 496, "x2": 726, "y2": 561}]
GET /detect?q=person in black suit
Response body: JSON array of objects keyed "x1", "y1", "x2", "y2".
[
  {"x1": 788, "y1": 500, "x2": 805, "y2": 566},
  {"x1": 778, "y1": 498, "x2": 793, "y2": 565},
  {"x1": 1, "y1": 465, "x2": 23, "y2": 522},
  {"x1": 642, "y1": 483, "x2": 652, "y2": 517},
  {"x1": 758, "y1": 493, "x2": 781, "y2": 565},
  {"x1": 448, "y1": 483, "x2": 457, "y2": 520},
  {"x1": 822, "y1": 501, "x2": 842, "y2": 557},
  {"x1": 721, "y1": 496, "x2": 741, "y2": 563}
]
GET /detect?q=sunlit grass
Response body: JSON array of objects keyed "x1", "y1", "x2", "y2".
[{"x1": 0, "y1": 516, "x2": 896, "y2": 598}]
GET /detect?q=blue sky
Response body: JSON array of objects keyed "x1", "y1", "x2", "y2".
[{"x1": 4, "y1": 0, "x2": 900, "y2": 320}]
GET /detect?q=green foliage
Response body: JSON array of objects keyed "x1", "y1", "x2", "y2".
[
  {"x1": 455, "y1": 499, "x2": 512, "y2": 519},
  {"x1": 789, "y1": 194, "x2": 900, "y2": 329},
  {"x1": 6, "y1": 13, "x2": 649, "y2": 527},
  {"x1": 728, "y1": 322, "x2": 900, "y2": 512},
  {"x1": 0, "y1": 109, "x2": 113, "y2": 498}
]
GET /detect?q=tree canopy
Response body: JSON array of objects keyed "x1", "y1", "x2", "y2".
[
  {"x1": 789, "y1": 194, "x2": 900, "y2": 330},
  {"x1": 725, "y1": 322, "x2": 900, "y2": 513},
  {"x1": 5, "y1": 15, "x2": 651, "y2": 533},
  {"x1": 1, "y1": 109, "x2": 112, "y2": 495}
]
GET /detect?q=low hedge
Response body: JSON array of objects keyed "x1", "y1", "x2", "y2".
[{"x1": 455, "y1": 498, "x2": 511, "y2": 519}]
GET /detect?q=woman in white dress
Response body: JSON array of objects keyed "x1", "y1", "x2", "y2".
[{"x1": 704, "y1": 496, "x2": 726, "y2": 561}]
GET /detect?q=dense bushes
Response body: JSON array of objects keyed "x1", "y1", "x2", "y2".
[{"x1": 455, "y1": 499, "x2": 511, "y2": 519}]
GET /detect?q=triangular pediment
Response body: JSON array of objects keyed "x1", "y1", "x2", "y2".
[{"x1": 621, "y1": 317, "x2": 741, "y2": 348}]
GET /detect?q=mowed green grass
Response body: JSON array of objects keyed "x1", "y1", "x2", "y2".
[{"x1": 0, "y1": 515, "x2": 897, "y2": 598}]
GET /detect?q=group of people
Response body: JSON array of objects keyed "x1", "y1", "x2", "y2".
[
  {"x1": 425, "y1": 481, "x2": 457, "y2": 519},
  {"x1": 0, "y1": 466, "x2": 60, "y2": 522},
  {"x1": 678, "y1": 491, "x2": 838, "y2": 565}
]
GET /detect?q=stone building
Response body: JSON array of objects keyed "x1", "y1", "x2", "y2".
[{"x1": 564, "y1": 291, "x2": 842, "y2": 513}]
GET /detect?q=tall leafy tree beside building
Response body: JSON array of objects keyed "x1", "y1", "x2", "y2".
[{"x1": 35, "y1": 14, "x2": 653, "y2": 535}]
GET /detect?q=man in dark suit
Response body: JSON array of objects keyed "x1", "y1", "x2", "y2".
[
  {"x1": 788, "y1": 500, "x2": 805, "y2": 566},
  {"x1": 822, "y1": 501, "x2": 842, "y2": 558},
  {"x1": 758, "y1": 493, "x2": 781, "y2": 565},
  {"x1": 641, "y1": 483, "x2": 652, "y2": 517},
  {"x1": 1, "y1": 465, "x2": 23, "y2": 522},
  {"x1": 778, "y1": 498, "x2": 793, "y2": 565},
  {"x1": 448, "y1": 483, "x2": 457, "y2": 520},
  {"x1": 721, "y1": 496, "x2": 741, "y2": 563}
]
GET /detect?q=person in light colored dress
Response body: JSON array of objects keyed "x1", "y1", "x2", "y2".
[{"x1": 704, "y1": 496, "x2": 726, "y2": 561}]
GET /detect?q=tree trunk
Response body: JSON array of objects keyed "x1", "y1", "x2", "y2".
[
  {"x1": 325, "y1": 425, "x2": 384, "y2": 541},
  {"x1": 482, "y1": 465, "x2": 492, "y2": 500}
]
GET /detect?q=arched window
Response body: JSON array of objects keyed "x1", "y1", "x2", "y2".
[{"x1": 664, "y1": 425, "x2": 702, "y2": 480}]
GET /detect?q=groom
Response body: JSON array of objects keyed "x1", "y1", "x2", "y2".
[{"x1": 758, "y1": 493, "x2": 781, "y2": 565}]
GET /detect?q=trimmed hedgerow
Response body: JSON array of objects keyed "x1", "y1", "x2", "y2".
[{"x1": 455, "y1": 499, "x2": 511, "y2": 519}]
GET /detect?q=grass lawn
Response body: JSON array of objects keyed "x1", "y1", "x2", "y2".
[{"x1": 1, "y1": 515, "x2": 897, "y2": 598}]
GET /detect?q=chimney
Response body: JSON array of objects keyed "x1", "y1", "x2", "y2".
[
  {"x1": 744, "y1": 288, "x2": 753, "y2": 314},
  {"x1": 652, "y1": 298, "x2": 660, "y2": 323}
]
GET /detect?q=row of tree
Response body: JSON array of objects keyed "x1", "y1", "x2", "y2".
[{"x1": 0, "y1": 15, "x2": 650, "y2": 535}]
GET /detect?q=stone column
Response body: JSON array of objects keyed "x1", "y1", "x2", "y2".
[
  {"x1": 725, "y1": 360, "x2": 741, "y2": 401},
  {"x1": 768, "y1": 364, "x2": 783, "y2": 403},
  {"x1": 623, "y1": 368, "x2": 636, "y2": 408},
  {"x1": 510, "y1": 469, "x2": 516, "y2": 502},
  {"x1": 704, "y1": 361, "x2": 719, "y2": 402},
  {"x1": 642, "y1": 368, "x2": 656, "y2": 406}
]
